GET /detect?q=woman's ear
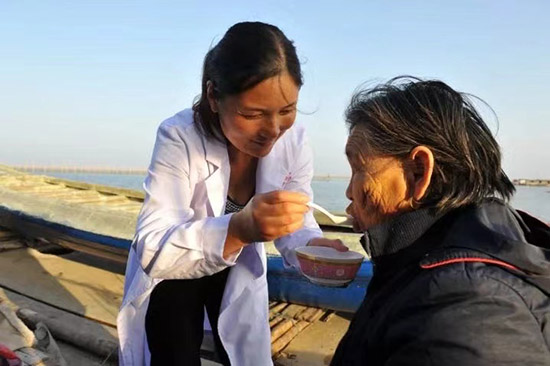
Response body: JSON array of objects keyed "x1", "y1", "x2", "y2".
[
  {"x1": 206, "y1": 80, "x2": 218, "y2": 113},
  {"x1": 409, "y1": 146, "x2": 434, "y2": 201}
]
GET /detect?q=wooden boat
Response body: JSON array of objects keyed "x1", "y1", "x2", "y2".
[
  {"x1": 0, "y1": 165, "x2": 370, "y2": 313},
  {"x1": 0, "y1": 222, "x2": 345, "y2": 363}
]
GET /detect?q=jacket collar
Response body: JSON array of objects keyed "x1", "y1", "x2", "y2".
[
  {"x1": 203, "y1": 136, "x2": 230, "y2": 216},
  {"x1": 204, "y1": 135, "x2": 229, "y2": 171},
  {"x1": 365, "y1": 199, "x2": 550, "y2": 295},
  {"x1": 364, "y1": 207, "x2": 442, "y2": 261}
]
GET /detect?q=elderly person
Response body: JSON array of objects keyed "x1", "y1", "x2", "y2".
[{"x1": 331, "y1": 77, "x2": 550, "y2": 366}]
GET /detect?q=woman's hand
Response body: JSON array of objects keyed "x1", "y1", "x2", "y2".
[
  {"x1": 307, "y1": 237, "x2": 349, "y2": 252},
  {"x1": 225, "y1": 191, "x2": 309, "y2": 257}
]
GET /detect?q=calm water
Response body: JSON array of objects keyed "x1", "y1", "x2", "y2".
[{"x1": 48, "y1": 172, "x2": 550, "y2": 222}]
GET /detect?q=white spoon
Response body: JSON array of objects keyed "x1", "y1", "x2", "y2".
[{"x1": 307, "y1": 202, "x2": 353, "y2": 225}]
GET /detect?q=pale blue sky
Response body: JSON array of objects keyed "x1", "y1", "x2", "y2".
[{"x1": 1, "y1": 1, "x2": 549, "y2": 178}]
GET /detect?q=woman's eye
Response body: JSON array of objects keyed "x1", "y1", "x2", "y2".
[
  {"x1": 240, "y1": 113, "x2": 263, "y2": 120},
  {"x1": 280, "y1": 109, "x2": 295, "y2": 116}
]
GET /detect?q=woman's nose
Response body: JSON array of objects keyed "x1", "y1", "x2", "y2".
[{"x1": 263, "y1": 116, "x2": 281, "y2": 138}]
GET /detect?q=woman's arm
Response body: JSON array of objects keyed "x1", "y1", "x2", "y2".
[
  {"x1": 135, "y1": 119, "x2": 238, "y2": 279},
  {"x1": 136, "y1": 118, "x2": 313, "y2": 278}
]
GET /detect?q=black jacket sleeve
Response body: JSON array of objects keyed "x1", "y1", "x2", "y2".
[{"x1": 383, "y1": 264, "x2": 550, "y2": 366}]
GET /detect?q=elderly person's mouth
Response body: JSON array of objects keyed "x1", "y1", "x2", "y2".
[
  {"x1": 345, "y1": 207, "x2": 359, "y2": 231},
  {"x1": 347, "y1": 214, "x2": 361, "y2": 232}
]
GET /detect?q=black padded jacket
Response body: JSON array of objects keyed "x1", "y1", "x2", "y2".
[{"x1": 331, "y1": 200, "x2": 550, "y2": 366}]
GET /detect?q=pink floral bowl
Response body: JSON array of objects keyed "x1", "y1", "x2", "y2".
[{"x1": 295, "y1": 246, "x2": 365, "y2": 287}]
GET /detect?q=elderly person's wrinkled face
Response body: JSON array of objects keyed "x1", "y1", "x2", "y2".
[{"x1": 345, "y1": 127, "x2": 412, "y2": 231}]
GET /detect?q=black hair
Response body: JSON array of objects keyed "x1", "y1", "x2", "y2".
[
  {"x1": 193, "y1": 22, "x2": 302, "y2": 142},
  {"x1": 346, "y1": 76, "x2": 515, "y2": 212}
]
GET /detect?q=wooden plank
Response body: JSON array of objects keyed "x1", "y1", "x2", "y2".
[
  {"x1": 0, "y1": 248, "x2": 123, "y2": 325},
  {"x1": 269, "y1": 303, "x2": 289, "y2": 315},
  {"x1": 280, "y1": 304, "x2": 308, "y2": 319},
  {"x1": 271, "y1": 319, "x2": 294, "y2": 342},
  {"x1": 320, "y1": 310, "x2": 336, "y2": 323},
  {"x1": 299, "y1": 308, "x2": 325, "y2": 322},
  {"x1": 273, "y1": 314, "x2": 351, "y2": 366},
  {"x1": 307, "y1": 309, "x2": 325, "y2": 323},
  {"x1": 271, "y1": 321, "x2": 310, "y2": 356},
  {"x1": 269, "y1": 316, "x2": 285, "y2": 329}
]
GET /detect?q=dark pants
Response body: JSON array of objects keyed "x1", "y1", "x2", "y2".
[{"x1": 145, "y1": 268, "x2": 231, "y2": 366}]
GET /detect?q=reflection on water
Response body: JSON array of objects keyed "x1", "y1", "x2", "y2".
[{"x1": 47, "y1": 173, "x2": 550, "y2": 222}]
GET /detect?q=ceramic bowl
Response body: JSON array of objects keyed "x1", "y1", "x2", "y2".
[{"x1": 295, "y1": 246, "x2": 364, "y2": 287}]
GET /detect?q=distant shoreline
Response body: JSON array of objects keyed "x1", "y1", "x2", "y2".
[
  {"x1": 9, "y1": 167, "x2": 550, "y2": 185},
  {"x1": 11, "y1": 166, "x2": 352, "y2": 180},
  {"x1": 513, "y1": 179, "x2": 550, "y2": 187}
]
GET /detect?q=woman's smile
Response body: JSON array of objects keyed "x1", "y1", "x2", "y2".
[
  {"x1": 216, "y1": 71, "x2": 299, "y2": 158},
  {"x1": 252, "y1": 138, "x2": 275, "y2": 147}
]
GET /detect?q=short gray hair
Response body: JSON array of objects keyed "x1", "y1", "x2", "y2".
[{"x1": 346, "y1": 76, "x2": 515, "y2": 212}]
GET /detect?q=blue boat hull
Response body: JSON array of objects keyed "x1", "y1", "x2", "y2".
[
  {"x1": 267, "y1": 256, "x2": 371, "y2": 312},
  {"x1": 0, "y1": 205, "x2": 371, "y2": 312}
]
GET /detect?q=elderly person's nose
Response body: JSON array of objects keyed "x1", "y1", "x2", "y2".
[{"x1": 345, "y1": 180, "x2": 353, "y2": 201}]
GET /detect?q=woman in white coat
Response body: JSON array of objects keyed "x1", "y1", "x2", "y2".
[{"x1": 117, "y1": 22, "x2": 347, "y2": 366}]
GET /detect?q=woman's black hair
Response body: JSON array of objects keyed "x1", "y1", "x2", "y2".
[
  {"x1": 345, "y1": 76, "x2": 515, "y2": 212},
  {"x1": 193, "y1": 22, "x2": 302, "y2": 142}
]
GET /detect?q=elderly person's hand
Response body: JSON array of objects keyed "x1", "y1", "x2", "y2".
[{"x1": 307, "y1": 237, "x2": 349, "y2": 252}]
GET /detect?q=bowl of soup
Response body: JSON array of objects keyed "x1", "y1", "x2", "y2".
[{"x1": 295, "y1": 246, "x2": 364, "y2": 287}]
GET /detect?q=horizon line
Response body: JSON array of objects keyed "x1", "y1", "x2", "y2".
[{"x1": 8, "y1": 165, "x2": 550, "y2": 182}]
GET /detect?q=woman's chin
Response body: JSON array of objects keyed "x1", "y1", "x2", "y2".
[{"x1": 246, "y1": 145, "x2": 275, "y2": 158}]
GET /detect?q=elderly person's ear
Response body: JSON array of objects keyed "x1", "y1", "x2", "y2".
[{"x1": 408, "y1": 146, "x2": 435, "y2": 203}]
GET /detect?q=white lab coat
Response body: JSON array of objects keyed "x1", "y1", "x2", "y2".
[{"x1": 117, "y1": 109, "x2": 322, "y2": 366}]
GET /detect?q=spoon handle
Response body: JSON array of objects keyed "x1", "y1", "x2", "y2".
[
  {"x1": 307, "y1": 202, "x2": 331, "y2": 217},
  {"x1": 307, "y1": 202, "x2": 353, "y2": 225}
]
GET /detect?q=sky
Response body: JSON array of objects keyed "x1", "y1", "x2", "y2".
[{"x1": 1, "y1": 1, "x2": 549, "y2": 178}]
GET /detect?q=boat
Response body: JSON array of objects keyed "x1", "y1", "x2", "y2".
[
  {"x1": 0, "y1": 165, "x2": 373, "y2": 363},
  {"x1": 0, "y1": 164, "x2": 370, "y2": 313}
]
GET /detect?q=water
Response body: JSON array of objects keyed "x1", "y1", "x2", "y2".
[
  {"x1": 49, "y1": 173, "x2": 146, "y2": 191},
  {"x1": 48, "y1": 172, "x2": 550, "y2": 222}
]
